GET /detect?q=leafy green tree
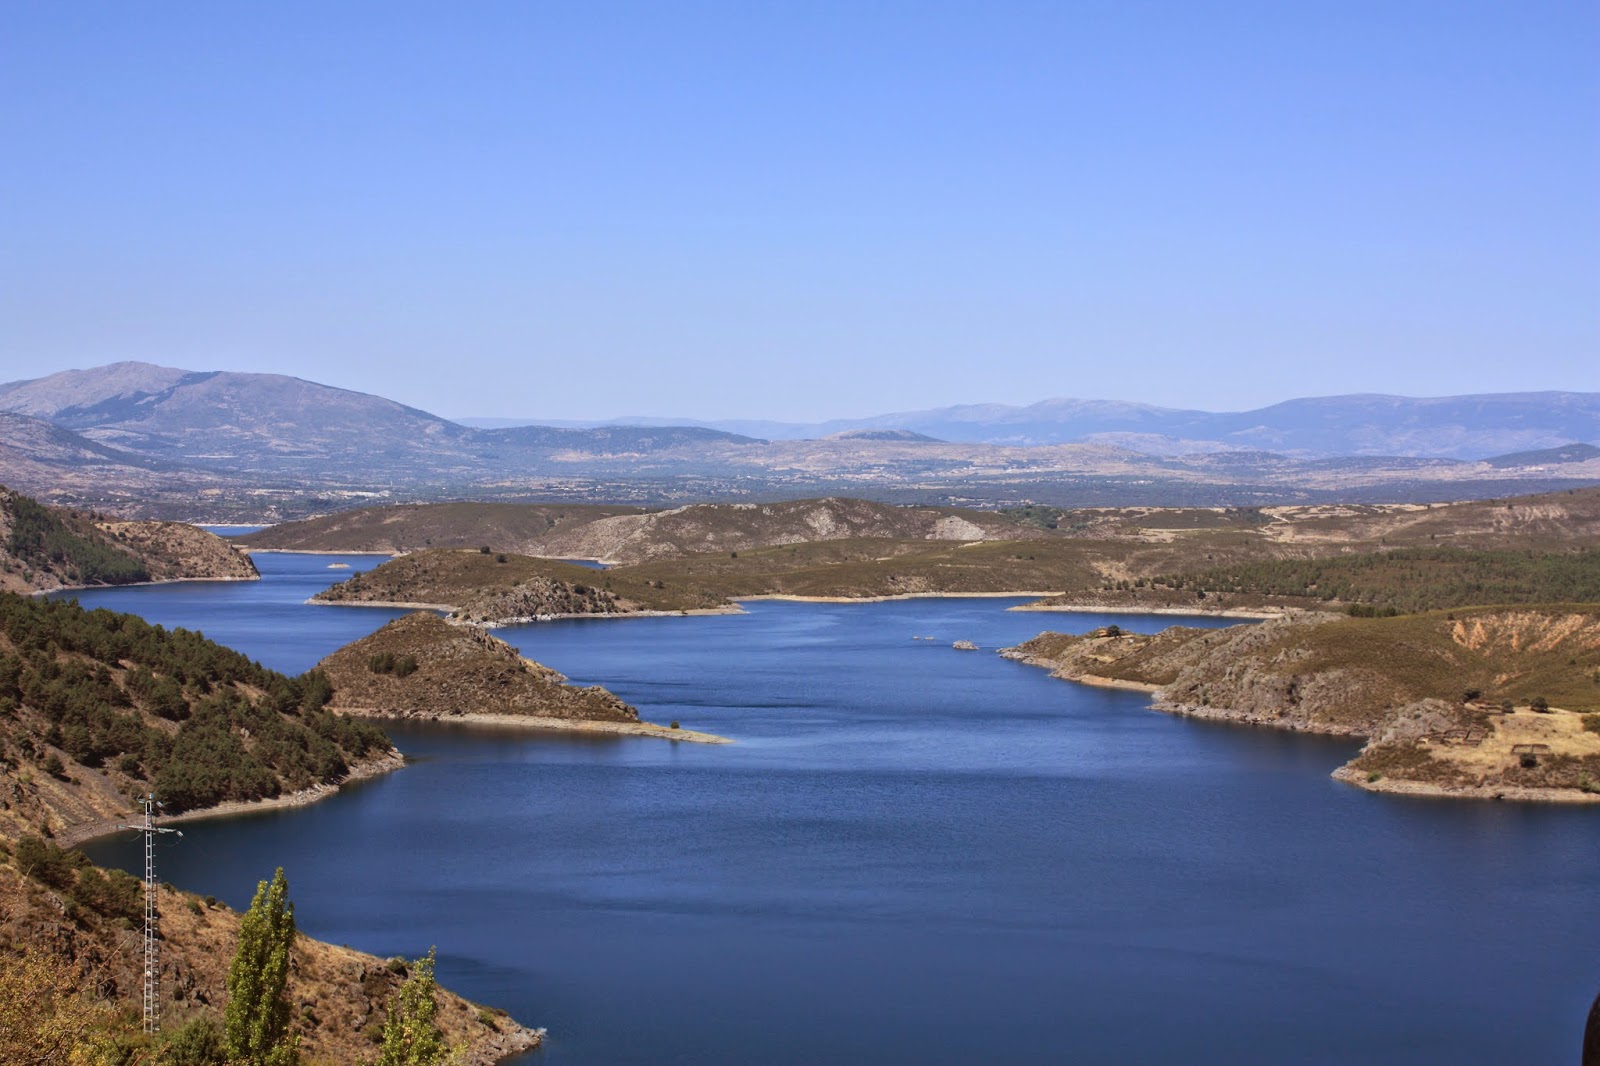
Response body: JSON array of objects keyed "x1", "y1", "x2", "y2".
[
  {"x1": 224, "y1": 868, "x2": 299, "y2": 1066},
  {"x1": 378, "y1": 947, "x2": 449, "y2": 1066}
]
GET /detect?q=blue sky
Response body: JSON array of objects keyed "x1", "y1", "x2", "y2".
[{"x1": 1, "y1": 2, "x2": 1595, "y2": 420}]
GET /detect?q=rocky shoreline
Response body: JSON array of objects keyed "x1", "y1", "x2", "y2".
[
  {"x1": 57, "y1": 748, "x2": 407, "y2": 848},
  {"x1": 1001, "y1": 611, "x2": 1600, "y2": 805},
  {"x1": 1330, "y1": 764, "x2": 1600, "y2": 804}
]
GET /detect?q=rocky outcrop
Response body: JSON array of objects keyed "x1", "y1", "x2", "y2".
[{"x1": 450, "y1": 576, "x2": 633, "y2": 624}]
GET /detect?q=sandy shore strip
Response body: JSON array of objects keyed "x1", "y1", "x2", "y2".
[
  {"x1": 478, "y1": 606, "x2": 743, "y2": 626},
  {"x1": 1053, "y1": 672, "x2": 1159, "y2": 693},
  {"x1": 60, "y1": 749, "x2": 406, "y2": 847},
  {"x1": 996, "y1": 649, "x2": 1163, "y2": 692},
  {"x1": 1008, "y1": 600, "x2": 1284, "y2": 619},
  {"x1": 307, "y1": 597, "x2": 455, "y2": 610},
  {"x1": 736, "y1": 590, "x2": 1061, "y2": 604},
  {"x1": 243, "y1": 548, "x2": 399, "y2": 556},
  {"x1": 335, "y1": 709, "x2": 730, "y2": 744},
  {"x1": 304, "y1": 598, "x2": 745, "y2": 622},
  {"x1": 36, "y1": 574, "x2": 261, "y2": 598}
]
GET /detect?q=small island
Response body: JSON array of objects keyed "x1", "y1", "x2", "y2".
[{"x1": 316, "y1": 611, "x2": 729, "y2": 743}]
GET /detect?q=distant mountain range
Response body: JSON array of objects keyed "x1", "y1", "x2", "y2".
[
  {"x1": 2, "y1": 361, "x2": 1597, "y2": 518},
  {"x1": 460, "y1": 392, "x2": 1600, "y2": 459}
]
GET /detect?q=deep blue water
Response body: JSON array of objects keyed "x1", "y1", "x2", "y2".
[
  {"x1": 55, "y1": 552, "x2": 405, "y2": 675},
  {"x1": 73, "y1": 559, "x2": 1600, "y2": 1065}
]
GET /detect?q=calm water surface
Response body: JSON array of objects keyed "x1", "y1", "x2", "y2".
[{"x1": 74, "y1": 558, "x2": 1599, "y2": 1065}]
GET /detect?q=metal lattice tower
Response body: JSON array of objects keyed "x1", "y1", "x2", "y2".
[{"x1": 121, "y1": 794, "x2": 181, "y2": 1033}]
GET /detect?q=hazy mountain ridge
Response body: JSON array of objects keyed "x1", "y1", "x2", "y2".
[
  {"x1": 469, "y1": 391, "x2": 1600, "y2": 459},
  {"x1": 3, "y1": 363, "x2": 1597, "y2": 517}
]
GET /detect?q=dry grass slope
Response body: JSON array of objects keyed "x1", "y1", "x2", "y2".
[{"x1": 317, "y1": 612, "x2": 640, "y2": 723}]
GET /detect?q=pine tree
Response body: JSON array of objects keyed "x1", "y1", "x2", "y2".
[
  {"x1": 378, "y1": 947, "x2": 449, "y2": 1066},
  {"x1": 224, "y1": 867, "x2": 299, "y2": 1066}
]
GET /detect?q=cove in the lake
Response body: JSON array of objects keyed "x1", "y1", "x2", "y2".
[{"x1": 72, "y1": 555, "x2": 1600, "y2": 1065}]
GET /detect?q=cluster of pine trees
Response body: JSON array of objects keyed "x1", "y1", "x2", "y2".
[
  {"x1": 3, "y1": 491, "x2": 150, "y2": 586},
  {"x1": 0, "y1": 593, "x2": 389, "y2": 812}
]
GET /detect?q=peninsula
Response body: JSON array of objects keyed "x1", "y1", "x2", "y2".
[
  {"x1": 1, "y1": 484, "x2": 257, "y2": 595},
  {"x1": 277, "y1": 490, "x2": 1600, "y2": 625},
  {"x1": 1004, "y1": 607, "x2": 1600, "y2": 803}
]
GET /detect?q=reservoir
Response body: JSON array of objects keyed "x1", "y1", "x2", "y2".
[{"x1": 72, "y1": 555, "x2": 1599, "y2": 1065}]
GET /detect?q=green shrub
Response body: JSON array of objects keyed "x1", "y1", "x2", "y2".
[
  {"x1": 14, "y1": 835, "x2": 89, "y2": 891},
  {"x1": 161, "y1": 1012, "x2": 227, "y2": 1065}
]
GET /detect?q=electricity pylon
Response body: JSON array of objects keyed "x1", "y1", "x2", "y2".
[{"x1": 120, "y1": 793, "x2": 182, "y2": 1034}]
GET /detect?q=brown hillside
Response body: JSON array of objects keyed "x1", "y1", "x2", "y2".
[
  {"x1": 318, "y1": 612, "x2": 640, "y2": 723},
  {"x1": 0, "y1": 863, "x2": 539, "y2": 1064},
  {"x1": 0, "y1": 485, "x2": 257, "y2": 594},
  {"x1": 97, "y1": 519, "x2": 259, "y2": 584},
  {"x1": 244, "y1": 496, "x2": 1044, "y2": 563},
  {"x1": 240, "y1": 501, "x2": 641, "y2": 555}
]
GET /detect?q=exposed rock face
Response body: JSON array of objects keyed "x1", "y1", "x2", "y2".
[
  {"x1": 318, "y1": 612, "x2": 639, "y2": 723},
  {"x1": 497, "y1": 497, "x2": 1043, "y2": 564},
  {"x1": 450, "y1": 576, "x2": 632, "y2": 624}
]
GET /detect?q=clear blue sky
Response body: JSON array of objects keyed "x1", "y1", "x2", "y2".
[{"x1": 2, "y1": 1, "x2": 1595, "y2": 420}]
